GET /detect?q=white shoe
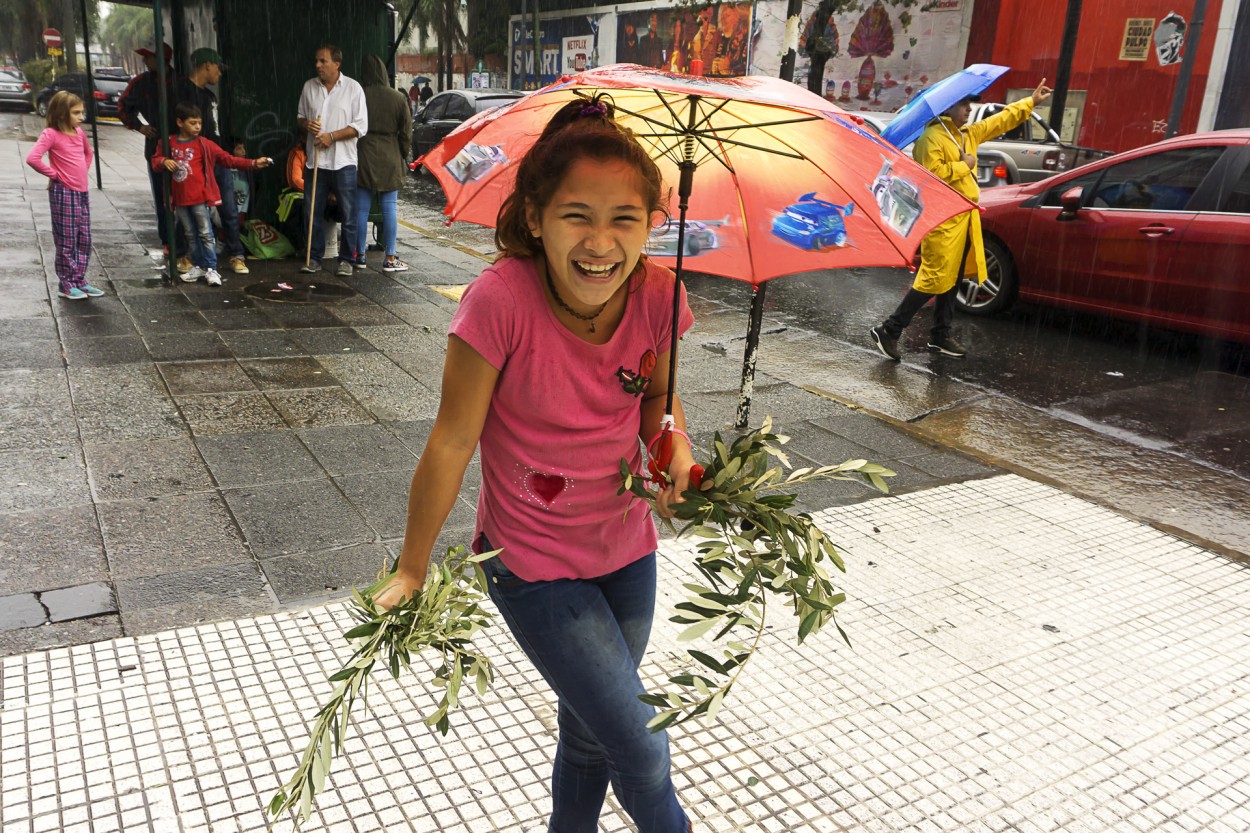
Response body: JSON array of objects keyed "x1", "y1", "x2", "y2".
[
  {"x1": 182, "y1": 266, "x2": 205, "y2": 283},
  {"x1": 206, "y1": 269, "x2": 223, "y2": 286}
]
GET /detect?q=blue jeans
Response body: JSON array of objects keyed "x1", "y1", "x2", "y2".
[
  {"x1": 176, "y1": 204, "x2": 217, "y2": 270},
  {"x1": 214, "y1": 166, "x2": 243, "y2": 259},
  {"x1": 304, "y1": 164, "x2": 358, "y2": 264},
  {"x1": 354, "y1": 187, "x2": 398, "y2": 257},
  {"x1": 481, "y1": 540, "x2": 688, "y2": 833}
]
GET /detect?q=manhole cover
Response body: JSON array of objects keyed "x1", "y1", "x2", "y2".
[{"x1": 244, "y1": 280, "x2": 356, "y2": 303}]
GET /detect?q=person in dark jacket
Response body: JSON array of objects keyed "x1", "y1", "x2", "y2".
[
  {"x1": 176, "y1": 47, "x2": 250, "y2": 275},
  {"x1": 353, "y1": 54, "x2": 412, "y2": 272},
  {"x1": 118, "y1": 43, "x2": 187, "y2": 267}
]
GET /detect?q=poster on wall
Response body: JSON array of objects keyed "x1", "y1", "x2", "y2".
[
  {"x1": 1154, "y1": 12, "x2": 1187, "y2": 66},
  {"x1": 1119, "y1": 18, "x2": 1154, "y2": 61},
  {"x1": 616, "y1": 2, "x2": 753, "y2": 76},
  {"x1": 511, "y1": 17, "x2": 594, "y2": 90},
  {"x1": 562, "y1": 35, "x2": 593, "y2": 75},
  {"x1": 790, "y1": 0, "x2": 966, "y2": 112}
]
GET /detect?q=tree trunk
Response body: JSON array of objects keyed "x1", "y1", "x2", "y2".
[
  {"x1": 807, "y1": 56, "x2": 828, "y2": 95},
  {"x1": 61, "y1": 0, "x2": 80, "y2": 73}
]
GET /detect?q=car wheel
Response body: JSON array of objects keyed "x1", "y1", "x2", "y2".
[
  {"x1": 955, "y1": 236, "x2": 1017, "y2": 315},
  {"x1": 684, "y1": 236, "x2": 702, "y2": 256},
  {"x1": 37, "y1": 100, "x2": 48, "y2": 117},
  {"x1": 833, "y1": 231, "x2": 847, "y2": 247}
]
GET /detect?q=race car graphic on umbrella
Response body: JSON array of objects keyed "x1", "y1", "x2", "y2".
[{"x1": 418, "y1": 64, "x2": 975, "y2": 436}]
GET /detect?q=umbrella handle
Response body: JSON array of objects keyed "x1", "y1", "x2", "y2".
[{"x1": 646, "y1": 421, "x2": 705, "y2": 489}]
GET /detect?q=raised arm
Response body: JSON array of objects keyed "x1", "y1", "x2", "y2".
[{"x1": 373, "y1": 335, "x2": 499, "y2": 609}]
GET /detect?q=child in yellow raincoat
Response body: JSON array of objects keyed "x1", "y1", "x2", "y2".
[{"x1": 871, "y1": 78, "x2": 1053, "y2": 360}]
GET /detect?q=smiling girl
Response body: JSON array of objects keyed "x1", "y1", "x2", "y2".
[
  {"x1": 26, "y1": 91, "x2": 103, "y2": 300},
  {"x1": 376, "y1": 96, "x2": 698, "y2": 832}
]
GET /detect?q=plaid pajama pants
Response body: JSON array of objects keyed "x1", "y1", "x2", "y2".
[{"x1": 49, "y1": 183, "x2": 92, "y2": 292}]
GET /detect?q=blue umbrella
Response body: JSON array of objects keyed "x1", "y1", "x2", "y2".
[{"x1": 880, "y1": 63, "x2": 1009, "y2": 150}]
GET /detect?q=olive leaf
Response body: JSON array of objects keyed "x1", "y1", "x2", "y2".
[
  {"x1": 620, "y1": 417, "x2": 893, "y2": 731},
  {"x1": 267, "y1": 546, "x2": 499, "y2": 828}
]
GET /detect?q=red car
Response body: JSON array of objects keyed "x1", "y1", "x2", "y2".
[{"x1": 957, "y1": 129, "x2": 1250, "y2": 344}]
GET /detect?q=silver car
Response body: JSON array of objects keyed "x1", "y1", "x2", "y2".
[{"x1": 0, "y1": 69, "x2": 33, "y2": 112}]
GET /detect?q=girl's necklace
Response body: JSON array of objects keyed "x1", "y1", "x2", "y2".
[{"x1": 544, "y1": 263, "x2": 610, "y2": 333}]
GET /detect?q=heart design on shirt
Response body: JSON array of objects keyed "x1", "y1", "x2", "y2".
[{"x1": 527, "y1": 472, "x2": 566, "y2": 504}]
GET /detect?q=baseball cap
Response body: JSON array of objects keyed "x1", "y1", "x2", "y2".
[
  {"x1": 135, "y1": 44, "x2": 173, "y2": 60},
  {"x1": 190, "y1": 47, "x2": 227, "y2": 69}
]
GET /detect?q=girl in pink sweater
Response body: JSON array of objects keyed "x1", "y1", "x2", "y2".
[{"x1": 26, "y1": 91, "x2": 102, "y2": 300}]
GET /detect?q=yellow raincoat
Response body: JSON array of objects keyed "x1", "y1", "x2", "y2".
[{"x1": 911, "y1": 97, "x2": 1035, "y2": 294}]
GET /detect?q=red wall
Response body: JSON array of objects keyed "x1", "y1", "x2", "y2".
[{"x1": 970, "y1": 0, "x2": 1223, "y2": 153}]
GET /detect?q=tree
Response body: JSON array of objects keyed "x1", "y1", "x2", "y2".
[
  {"x1": 100, "y1": 5, "x2": 153, "y2": 74},
  {"x1": 467, "y1": 0, "x2": 508, "y2": 61},
  {"x1": 0, "y1": 0, "x2": 99, "y2": 71},
  {"x1": 802, "y1": 1, "x2": 860, "y2": 96}
]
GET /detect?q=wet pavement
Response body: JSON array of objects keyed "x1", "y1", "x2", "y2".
[{"x1": 3, "y1": 113, "x2": 1250, "y2": 833}]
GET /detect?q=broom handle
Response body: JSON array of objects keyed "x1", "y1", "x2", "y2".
[{"x1": 304, "y1": 112, "x2": 325, "y2": 268}]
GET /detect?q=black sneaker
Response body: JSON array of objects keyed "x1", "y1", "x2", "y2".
[
  {"x1": 927, "y1": 335, "x2": 967, "y2": 357},
  {"x1": 869, "y1": 325, "x2": 901, "y2": 361}
]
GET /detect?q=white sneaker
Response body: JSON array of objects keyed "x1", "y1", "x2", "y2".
[
  {"x1": 206, "y1": 269, "x2": 223, "y2": 287},
  {"x1": 182, "y1": 266, "x2": 205, "y2": 283}
]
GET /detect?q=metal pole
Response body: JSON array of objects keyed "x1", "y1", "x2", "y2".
[
  {"x1": 152, "y1": 0, "x2": 176, "y2": 285},
  {"x1": 1166, "y1": 0, "x2": 1209, "y2": 138},
  {"x1": 78, "y1": 0, "x2": 102, "y2": 190},
  {"x1": 1048, "y1": 0, "x2": 1082, "y2": 139},
  {"x1": 735, "y1": 0, "x2": 802, "y2": 431}
]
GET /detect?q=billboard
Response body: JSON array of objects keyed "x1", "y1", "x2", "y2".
[{"x1": 616, "y1": 2, "x2": 753, "y2": 77}]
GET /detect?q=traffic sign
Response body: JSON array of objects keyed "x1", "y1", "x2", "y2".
[
  {"x1": 42, "y1": 28, "x2": 62, "y2": 48},
  {"x1": 47, "y1": 47, "x2": 63, "y2": 57}
]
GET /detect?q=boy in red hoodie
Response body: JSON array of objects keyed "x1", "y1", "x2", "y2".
[{"x1": 153, "y1": 102, "x2": 272, "y2": 285}]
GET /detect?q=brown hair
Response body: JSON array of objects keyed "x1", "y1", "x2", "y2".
[
  {"x1": 318, "y1": 44, "x2": 343, "y2": 65},
  {"x1": 495, "y1": 95, "x2": 666, "y2": 259},
  {"x1": 45, "y1": 91, "x2": 84, "y2": 132}
]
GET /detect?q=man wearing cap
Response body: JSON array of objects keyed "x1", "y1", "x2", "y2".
[
  {"x1": 295, "y1": 44, "x2": 368, "y2": 277},
  {"x1": 118, "y1": 44, "x2": 187, "y2": 270},
  {"x1": 176, "y1": 47, "x2": 250, "y2": 275},
  {"x1": 870, "y1": 78, "x2": 1052, "y2": 361}
]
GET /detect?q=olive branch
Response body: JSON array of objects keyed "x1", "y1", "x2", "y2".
[
  {"x1": 266, "y1": 546, "x2": 499, "y2": 828},
  {"x1": 619, "y1": 417, "x2": 893, "y2": 731}
]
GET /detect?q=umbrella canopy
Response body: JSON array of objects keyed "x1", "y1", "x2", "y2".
[
  {"x1": 880, "y1": 63, "x2": 1009, "y2": 150},
  {"x1": 420, "y1": 65, "x2": 976, "y2": 286}
]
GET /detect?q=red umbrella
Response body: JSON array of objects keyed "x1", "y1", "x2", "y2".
[{"x1": 418, "y1": 65, "x2": 974, "y2": 466}]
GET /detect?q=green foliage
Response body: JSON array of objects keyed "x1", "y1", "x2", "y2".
[
  {"x1": 267, "y1": 546, "x2": 499, "y2": 828},
  {"x1": 619, "y1": 417, "x2": 893, "y2": 732},
  {"x1": 21, "y1": 59, "x2": 54, "y2": 94},
  {"x1": 467, "y1": 0, "x2": 510, "y2": 60}
]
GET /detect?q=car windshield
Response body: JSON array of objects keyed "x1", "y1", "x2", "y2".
[
  {"x1": 474, "y1": 96, "x2": 520, "y2": 113},
  {"x1": 785, "y1": 209, "x2": 817, "y2": 225}
]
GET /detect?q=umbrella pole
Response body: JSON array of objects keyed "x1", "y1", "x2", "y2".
[
  {"x1": 663, "y1": 159, "x2": 697, "y2": 424},
  {"x1": 735, "y1": 285, "x2": 767, "y2": 430}
]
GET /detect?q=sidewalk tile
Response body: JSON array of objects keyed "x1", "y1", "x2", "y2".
[
  {"x1": 98, "y1": 493, "x2": 251, "y2": 580},
  {"x1": 221, "y1": 480, "x2": 372, "y2": 558},
  {"x1": 83, "y1": 436, "x2": 214, "y2": 502},
  {"x1": 195, "y1": 431, "x2": 323, "y2": 488}
]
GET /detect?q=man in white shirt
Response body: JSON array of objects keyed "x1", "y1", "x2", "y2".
[{"x1": 296, "y1": 44, "x2": 368, "y2": 276}]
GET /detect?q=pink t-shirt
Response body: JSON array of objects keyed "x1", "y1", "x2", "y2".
[
  {"x1": 450, "y1": 256, "x2": 695, "y2": 581},
  {"x1": 26, "y1": 127, "x2": 93, "y2": 192}
]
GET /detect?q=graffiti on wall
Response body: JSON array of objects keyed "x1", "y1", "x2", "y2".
[{"x1": 616, "y1": 2, "x2": 753, "y2": 77}]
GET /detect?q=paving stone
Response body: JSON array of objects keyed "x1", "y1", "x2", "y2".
[
  {"x1": 40, "y1": 582, "x2": 117, "y2": 623},
  {"x1": 354, "y1": 324, "x2": 445, "y2": 355},
  {"x1": 238, "y1": 357, "x2": 338, "y2": 390},
  {"x1": 0, "y1": 443, "x2": 90, "y2": 512},
  {"x1": 113, "y1": 561, "x2": 268, "y2": 611},
  {"x1": 326, "y1": 301, "x2": 403, "y2": 327},
  {"x1": 83, "y1": 436, "x2": 214, "y2": 501},
  {"x1": 384, "y1": 418, "x2": 435, "y2": 456},
  {"x1": 0, "y1": 614, "x2": 122, "y2": 655},
  {"x1": 97, "y1": 493, "x2": 252, "y2": 580},
  {"x1": 182, "y1": 290, "x2": 256, "y2": 310},
  {"x1": 296, "y1": 423, "x2": 418, "y2": 476},
  {"x1": 812, "y1": 411, "x2": 949, "y2": 460},
  {"x1": 176, "y1": 391, "x2": 286, "y2": 436},
  {"x1": 130, "y1": 310, "x2": 213, "y2": 334},
  {"x1": 317, "y1": 353, "x2": 440, "y2": 421},
  {"x1": 195, "y1": 430, "x2": 324, "y2": 487},
  {"x1": 54, "y1": 295, "x2": 127, "y2": 316},
  {"x1": 0, "y1": 505, "x2": 108, "y2": 592},
  {"x1": 61, "y1": 335, "x2": 151, "y2": 367},
  {"x1": 117, "y1": 595, "x2": 271, "y2": 637},
  {"x1": 0, "y1": 593, "x2": 46, "y2": 631},
  {"x1": 0, "y1": 336, "x2": 63, "y2": 370},
  {"x1": 217, "y1": 329, "x2": 305, "y2": 359},
  {"x1": 262, "y1": 542, "x2": 392, "y2": 604},
  {"x1": 268, "y1": 387, "x2": 376, "y2": 428},
  {"x1": 143, "y1": 330, "x2": 234, "y2": 361},
  {"x1": 0, "y1": 367, "x2": 75, "y2": 450},
  {"x1": 222, "y1": 480, "x2": 373, "y2": 558},
  {"x1": 56, "y1": 315, "x2": 138, "y2": 340},
  {"x1": 387, "y1": 302, "x2": 456, "y2": 331},
  {"x1": 199, "y1": 308, "x2": 277, "y2": 331},
  {"x1": 258, "y1": 304, "x2": 344, "y2": 329},
  {"x1": 333, "y1": 469, "x2": 416, "y2": 538},
  {"x1": 118, "y1": 292, "x2": 199, "y2": 312},
  {"x1": 287, "y1": 327, "x2": 379, "y2": 356},
  {"x1": 384, "y1": 351, "x2": 445, "y2": 391},
  {"x1": 0, "y1": 297, "x2": 52, "y2": 320},
  {"x1": 157, "y1": 360, "x2": 256, "y2": 395}
]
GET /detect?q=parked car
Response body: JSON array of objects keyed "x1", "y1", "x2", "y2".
[
  {"x1": 36, "y1": 72, "x2": 131, "y2": 121},
  {"x1": 0, "y1": 69, "x2": 33, "y2": 112},
  {"x1": 412, "y1": 88, "x2": 524, "y2": 162},
  {"x1": 849, "y1": 105, "x2": 1111, "y2": 186},
  {"x1": 960, "y1": 129, "x2": 1250, "y2": 344}
]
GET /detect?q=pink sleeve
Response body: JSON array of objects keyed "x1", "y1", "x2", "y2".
[
  {"x1": 25, "y1": 130, "x2": 58, "y2": 180},
  {"x1": 447, "y1": 263, "x2": 520, "y2": 372},
  {"x1": 81, "y1": 128, "x2": 93, "y2": 171}
]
